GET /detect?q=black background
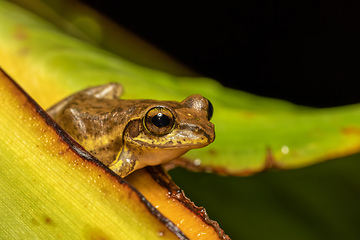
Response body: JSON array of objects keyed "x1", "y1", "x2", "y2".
[
  {"x1": 72, "y1": 2, "x2": 360, "y2": 239},
  {"x1": 80, "y1": 0, "x2": 360, "y2": 107}
]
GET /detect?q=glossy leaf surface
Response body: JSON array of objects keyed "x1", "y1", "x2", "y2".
[{"x1": 2, "y1": 0, "x2": 360, "y2": 175}]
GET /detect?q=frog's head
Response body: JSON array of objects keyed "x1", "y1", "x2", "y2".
[
  {"x1": 109, "y1": 95, "x2": 215, "y2": 177},
  {"x1": 141, "y1": 94, "x2": 215, "y2": 148}
]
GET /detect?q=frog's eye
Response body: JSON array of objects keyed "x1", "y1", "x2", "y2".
[
  {"x1": 144, "y1": 107, "x2": 175, "y2": 135},
  {"x1": 207, "y1": 99, "x2": 214, "y2": 121}
]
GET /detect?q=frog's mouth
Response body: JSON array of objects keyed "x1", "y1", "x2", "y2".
[{"x1": 130, "y1": 133, "x2": 214, "y2": 149}]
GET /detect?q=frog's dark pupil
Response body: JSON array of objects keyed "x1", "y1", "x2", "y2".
[
  {"x1": 207, "y1": 100, "x2": 214, "y2": 120},
  {"x1": 152, "y1": 113, "x2": 170, "y2": 128}
]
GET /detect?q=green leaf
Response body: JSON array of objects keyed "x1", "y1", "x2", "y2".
[
  {"x1": 10, "y1": 0, "x2": 196, "y2": 76},
  {"x1": 2, "y1": 0, "x2": 360, "y2": 175},
  {"x1": 170, "y1": 153, "x2": 360, "y2": 240}
]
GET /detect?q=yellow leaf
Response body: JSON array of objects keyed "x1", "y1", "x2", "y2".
[{"x1": 0, "y1": 69, "x2": 186, "y2": 239}]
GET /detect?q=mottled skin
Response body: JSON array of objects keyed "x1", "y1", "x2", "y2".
[{"x1": 48, "y1": 83, "x2": 215, "y2": 177}]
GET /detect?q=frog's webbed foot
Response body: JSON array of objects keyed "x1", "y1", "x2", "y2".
[
  {"x1": 109, "y1": 147, "x2": 140, "y2": 178},
  {"x1": 47, "y1": 83, "x2": 123, "y2": 116}
]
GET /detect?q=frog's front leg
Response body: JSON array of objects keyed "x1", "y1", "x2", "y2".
[{"x1": 109, "y1": 145, "x2": 141, "y2": 177}]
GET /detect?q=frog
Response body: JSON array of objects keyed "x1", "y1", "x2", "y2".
[{"x1": 47, "y1": 83, "x2": 215, "y2": 177}]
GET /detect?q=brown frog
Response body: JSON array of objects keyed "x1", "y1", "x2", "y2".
[{"x1": 48, "y1": 83, "x2": 215, "y2": 177}]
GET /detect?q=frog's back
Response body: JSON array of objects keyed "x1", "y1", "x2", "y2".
[{"x1": 48, "y1": 92, "x2": 131, "y2": 165}]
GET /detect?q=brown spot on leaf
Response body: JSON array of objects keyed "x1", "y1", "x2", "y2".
[
  {"x1": 44, "y1": 215, "x2": 53, "y2": 225},
  {"x1": 208, "y1": 149, "x2": 217, "y2": 156},
  {"x1": 240, "y1": 111, "x2": 257, "y2": 119},
  {"x1": 342, "y1": 126, "x2": 360, "y2": 136},
  {"x1": 14, "y1": 25, "x2": 29, "y2": 40}
]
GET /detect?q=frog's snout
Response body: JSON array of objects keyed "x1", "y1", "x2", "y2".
[{"x1": 179, "y1": 123, "x2": 215, "y2": 146}]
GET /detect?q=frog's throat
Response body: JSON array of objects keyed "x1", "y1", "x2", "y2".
[{"x1": 109, "y1": 147, "x2": 139, "y2": 178}]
